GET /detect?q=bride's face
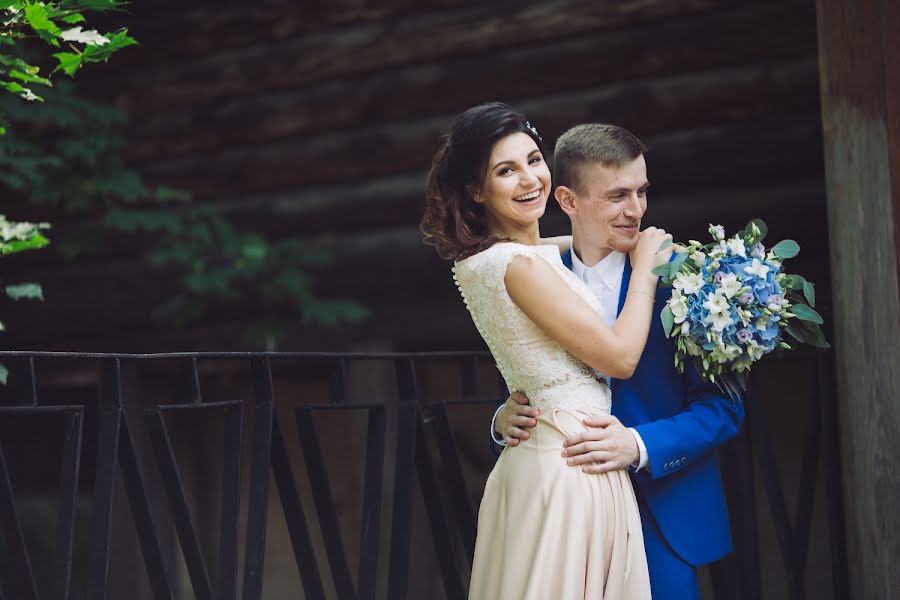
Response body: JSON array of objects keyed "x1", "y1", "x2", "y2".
[{"x1": 473, "y1": 132, "x2": 552, "y2": 232}]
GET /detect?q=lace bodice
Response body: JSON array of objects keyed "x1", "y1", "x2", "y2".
[{"x1": 452, "y1": 242, "x2": 612, "y2": 414}]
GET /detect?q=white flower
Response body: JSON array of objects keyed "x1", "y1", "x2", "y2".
[
  {"x1": 680, "y1": 321, "x2": 691, "y2": 335},
  {"x1": 60, "y1": 27, "x2": 110, "y2": 46},
  {"x1": 743, "y1": 258, "x2": 770, "y2": 278},
  {"x1": 669, "y1": 291, "x2": 689, "y2": 323},
  {"x1": 709, "y1": 240, "x2": 727, "y2": 259},
  {"x1": 726, "y1": 237, "x2": 747, "y2": 258},
  {"x1": 674, "y1": 271, "x2": 704, "y2": 295},
  {"x1": 703, "y1": 292, "x2": 734, "y2": 332},
  {"x1": 746, "y1": 341, "x2": 765, "y2": 361},
  {"x1": 690, "y1": 250, "x2": 706, "y2": 267},
  {"x1": 733, "y1": 356, "x2": 754, "y2": 373},
  {"x1": 710, "y1": 224, "x2": 725, "y2": 241},
  {"x1": 710, "y1": 342, "x2": 741, "y2": 364},
  {"x1": 718, "y1": 273, "x2": 743, "y2": 299},
  {"x1": 21, "y1": 87, "x2": 38, "y2": 101}
]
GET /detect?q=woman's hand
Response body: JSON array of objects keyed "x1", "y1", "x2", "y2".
[{"x1": 629, "y1": 226, "x2": 673, "y2": 274}]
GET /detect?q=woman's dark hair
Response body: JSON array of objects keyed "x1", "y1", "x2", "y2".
[{"x1": 421, "y1": 102, "x2": 547, "y2": 260}]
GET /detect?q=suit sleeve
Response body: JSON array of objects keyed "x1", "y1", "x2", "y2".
[{"x1": 632, "y1": 361, "x2": 745, "y2": 480}]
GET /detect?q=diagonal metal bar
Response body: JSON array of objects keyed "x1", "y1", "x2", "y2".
[
  {"x1": 217, "y1": 402, "x2": 244, "y2": 600},
  {"x1": 790, "y1": 366, "x2": 823, "y2": 581},
  {"x1": 242, "y1": 358, "x2": 275, "y2": 600},
  {"x1": 388, "y1": 358, "x2": 419, "y2": 600},
  {"x1": 295, "y1": 405, "x2": 355, "y2": 600},
  {"x1": 87, "y1": 360, "x2": 124, "y2": 600},
  {"x1": 732, "y1": 386, "x2": 761, "y2": 600},
  {"x1": 270, "y1": 416, "x2": 326, "y2": 600},
  {"x1": 145, "y1": 408, "x2": 214, "y2": 600},
  {"x1": 817, "y1": 352, "x2": 849, "y2": 600},
  {"x1": 357, "y1": 406, "x2": 385, "y2": 600},
  {"x1": 117, "y1": 416, "x2": 175, "y2": 599},
  {"x1": 427, "y1": 402, "x2": 476, "y2": 564},
  {"x1": 0, "y1": 437, "x2": 40, "y2": 600},
  {"x1": 414, "y1": 416, "x2": 466, "y2": 600},
  {"x1": 747, "y1": 395, "x2": 803, "y2": 599},
  {"x1": 52, "y1": 409, "x2": 84, "y2": 600},
  {"x1": 330, "y1": 358, "x2": 349, "y2": 405}
]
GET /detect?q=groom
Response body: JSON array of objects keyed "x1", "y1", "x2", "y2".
[{"x1": 492, "y1": 123, "x2": 745, "y2": 599}]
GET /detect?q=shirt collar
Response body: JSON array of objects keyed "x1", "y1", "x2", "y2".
[{"x1": 569, "y1": 245, "x2": 626, "y2": 289}]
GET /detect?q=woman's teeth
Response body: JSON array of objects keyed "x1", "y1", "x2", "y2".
[{"x1": 514, "y1": 190, "x2": 541, "y2": 202}]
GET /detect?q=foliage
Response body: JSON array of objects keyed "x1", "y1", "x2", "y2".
[
  {"x1": 0, "y1": 82, "x2": 367, "y2": 353},
  {"x1": 0, "y1": 214, "x2": 49, "y2": 383},
  {"x1": 0, "y1": 1, "x2": 136, "y2": 133}
]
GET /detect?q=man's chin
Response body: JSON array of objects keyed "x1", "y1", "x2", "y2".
[{"x1": 610, "y1": 235, "x2": 639, "y2": 254}]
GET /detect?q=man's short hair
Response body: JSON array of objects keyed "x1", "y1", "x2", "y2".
[{"x1": 553, "y1": 124, "x2": 646, "y2": 194}]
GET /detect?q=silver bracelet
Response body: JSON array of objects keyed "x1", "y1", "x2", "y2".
[{"x1": 626, "y1": 289, "x2": 654, "y2": 297}]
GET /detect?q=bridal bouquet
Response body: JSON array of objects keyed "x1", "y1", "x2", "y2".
[{"x1": 655, "y1": 219, "x2": 827, "y2": 400}]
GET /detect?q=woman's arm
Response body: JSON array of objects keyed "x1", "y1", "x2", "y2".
[{"x1": 505, "y1": 229, "x2": 670, "y2": 378}]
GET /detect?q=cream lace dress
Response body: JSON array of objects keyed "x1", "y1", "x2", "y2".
[{"x1": 453, "y1": 242, "x2": 651, "y2": 600}]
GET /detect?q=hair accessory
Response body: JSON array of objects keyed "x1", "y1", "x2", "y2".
[{"x1": 525, "y1": 121, "x2": 542, "y2": 141}]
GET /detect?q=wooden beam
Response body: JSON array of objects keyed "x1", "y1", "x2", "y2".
[
  {"x1": 123, "y1": 3, "x2": 816, "y2": 161},
  {"x1": 816, "y1": 0, "x2": 900, "y2": 596},
  {"x1": 107, "y1": 0, "x2": 729, "y2": 114},
  {"x1": 135, "y1": 63, "x2": 822, "y2": 198}
]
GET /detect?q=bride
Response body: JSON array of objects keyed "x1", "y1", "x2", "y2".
[{"x1": 421, "y1": 102, "x2": 671, "y2": 599}]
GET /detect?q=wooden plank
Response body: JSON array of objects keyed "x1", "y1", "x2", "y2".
[
  {"x1": 123, "y1": 3, "x2": 816, "y2": 162},
  {"x1": 816, "y1": 0, "x2": 900, "y2": 597},
  {"x1": 112, "y1": 0, "x2": 482, "y2": 70},
  {"x1": 136, "y1": 60, "x2": 821, "y2": 198},
  {"x1": 108, "y1": 0, "x2": 730, "y2": 114}
]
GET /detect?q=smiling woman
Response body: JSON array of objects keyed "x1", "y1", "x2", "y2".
[{"x1": 420, "y1": 102, "x2": 550, "y2": 260}]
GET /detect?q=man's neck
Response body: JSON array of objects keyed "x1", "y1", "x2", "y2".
[{"x1": 572, "y1": 237, "x2": 615, "y2": 268}]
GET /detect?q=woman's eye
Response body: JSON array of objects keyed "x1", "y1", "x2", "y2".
[
  {"x1": 529, "y1": 156, "x2": 543, "y2": 165},
  {"x1": 498, "y1": 167, "x2": 512, "y2": 176}
]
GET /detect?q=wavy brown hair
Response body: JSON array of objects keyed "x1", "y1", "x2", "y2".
[{"x1": 421, "y1": 102, "x2": 547, "y2": 261}]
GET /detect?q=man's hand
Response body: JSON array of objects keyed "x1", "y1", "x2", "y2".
[
  {"x1": 561, "y1": 413, "x2": 638, "y2": 474},
  {"x1": 495, "y1": 391, "x2": 540, "y2": 447}
]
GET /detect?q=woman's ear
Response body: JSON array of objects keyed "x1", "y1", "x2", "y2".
[
  {"x1": 555, "y1": 185, "x2": 578, "y2": 215},
  {"x1": 467, "y1": 184, "x2": 484, "y2": 204}
]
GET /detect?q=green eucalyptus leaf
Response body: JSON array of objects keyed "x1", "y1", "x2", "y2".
[
  {"x1": 784, "y1": 319, "x2": 806, "y2": 342},
  {"x1": 660, "y1": 305, "x2": 674, "y2": 337},
  {"x1": 657, "y1": 238, "x2": 673, "y2": 252},
  {"x1": 772, "y1": 240, "x2": 800, "y2": 259},
  {"x1": 791, "y1": 303, "x2": 824, "y2": 324},
  {"x1": 652, "y1": 263, "x2": 671, "y2": 278},
  {"x1": 0, "y1": 363, "x2": 7, "y2": 385},
  {"x1": 802, "y1": 280, "x2": 815, "y2": 306}
]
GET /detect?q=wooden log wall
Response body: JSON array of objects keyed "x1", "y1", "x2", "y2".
[{"x1": 2, "y1": 0, "x2": 830, "y2": 353}]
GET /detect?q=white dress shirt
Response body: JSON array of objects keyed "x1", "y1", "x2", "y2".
[{"x1": 492, "y1": 245, "x2": 650, "y2": 472}]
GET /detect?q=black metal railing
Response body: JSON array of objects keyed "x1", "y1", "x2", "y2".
[{"x1": 0, "y1": 350, "x2": 848, "y2": 600}]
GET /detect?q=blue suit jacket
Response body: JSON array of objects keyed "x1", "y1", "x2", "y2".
[{"x1": 560, "y1": 249, "x2": 744, "y2": 566}]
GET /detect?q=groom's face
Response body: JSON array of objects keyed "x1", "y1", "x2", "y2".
[{"x1": 569, "y1": 155, "x2": 649, "y2": 253}]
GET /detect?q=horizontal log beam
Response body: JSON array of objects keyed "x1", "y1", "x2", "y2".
[
  {"x1": 136, "y1": 59, "x2": 821, "y2": 198},
  {"x1": 124, "y1": 3, "x2": 816, "y2": 161},
  {"x1": 109, "y1": 0, "x2": 730, "y2": 114}
]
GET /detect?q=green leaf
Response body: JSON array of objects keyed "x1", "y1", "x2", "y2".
[
  {"x1": 657, "y1": 238, "x2": 673, "y2": 252},
  {"x1": 802, "y1": 281, "x2": 815, "y2": 306},
  {"x1": 61, "y1": 13, "x2": 86, "y2": 24},
  {"x1": 52, "y1": 51, "x2": 82, "y2": 76},
  {"x1": 790, "y1": 303, "x2": 824, "y2": 324},
  {"x1": 784, "y1": 319, "x2": 806, "y2": 342},
  {"x1": 652, "y1": 263, "x2": 671, "y2": 277},
  {"x1": 5, "y1": 282, "x2": 43, "y2": 301},
  {"x1": 660, "y1": 305, "x2": 674, "y2": 337},
  {"x1": 24, "y1": 2, "x2": 61, "y2": 42},
  {"x1": 0, "y1": 363, "x2": 7, "y2": 386},
  {"x1": 1, "y1": 234, "x2": 50, "y2": 254},
  {"x1": 800, "y1": 322, "x2": 830, "y2": 348},
  {"x1": 772, "y1": 240, "x2": 800, "y2": 259}
]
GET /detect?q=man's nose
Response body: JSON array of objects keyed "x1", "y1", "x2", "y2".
[{"x1": 624, "y1": 194, "x2": 645, "y2": 218}]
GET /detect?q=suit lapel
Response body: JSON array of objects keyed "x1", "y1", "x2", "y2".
[{"x1": 611, "y1": 256, "x2": 632, "y2": 393}]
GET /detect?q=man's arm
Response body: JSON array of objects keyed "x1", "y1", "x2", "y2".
[{"x1": 632, "y1": 363, "x2": 744, "y2": 479}]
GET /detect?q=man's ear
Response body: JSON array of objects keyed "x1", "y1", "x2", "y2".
[{"x1": 555, "y1": 185, "x2": 578, "y2": 216}]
